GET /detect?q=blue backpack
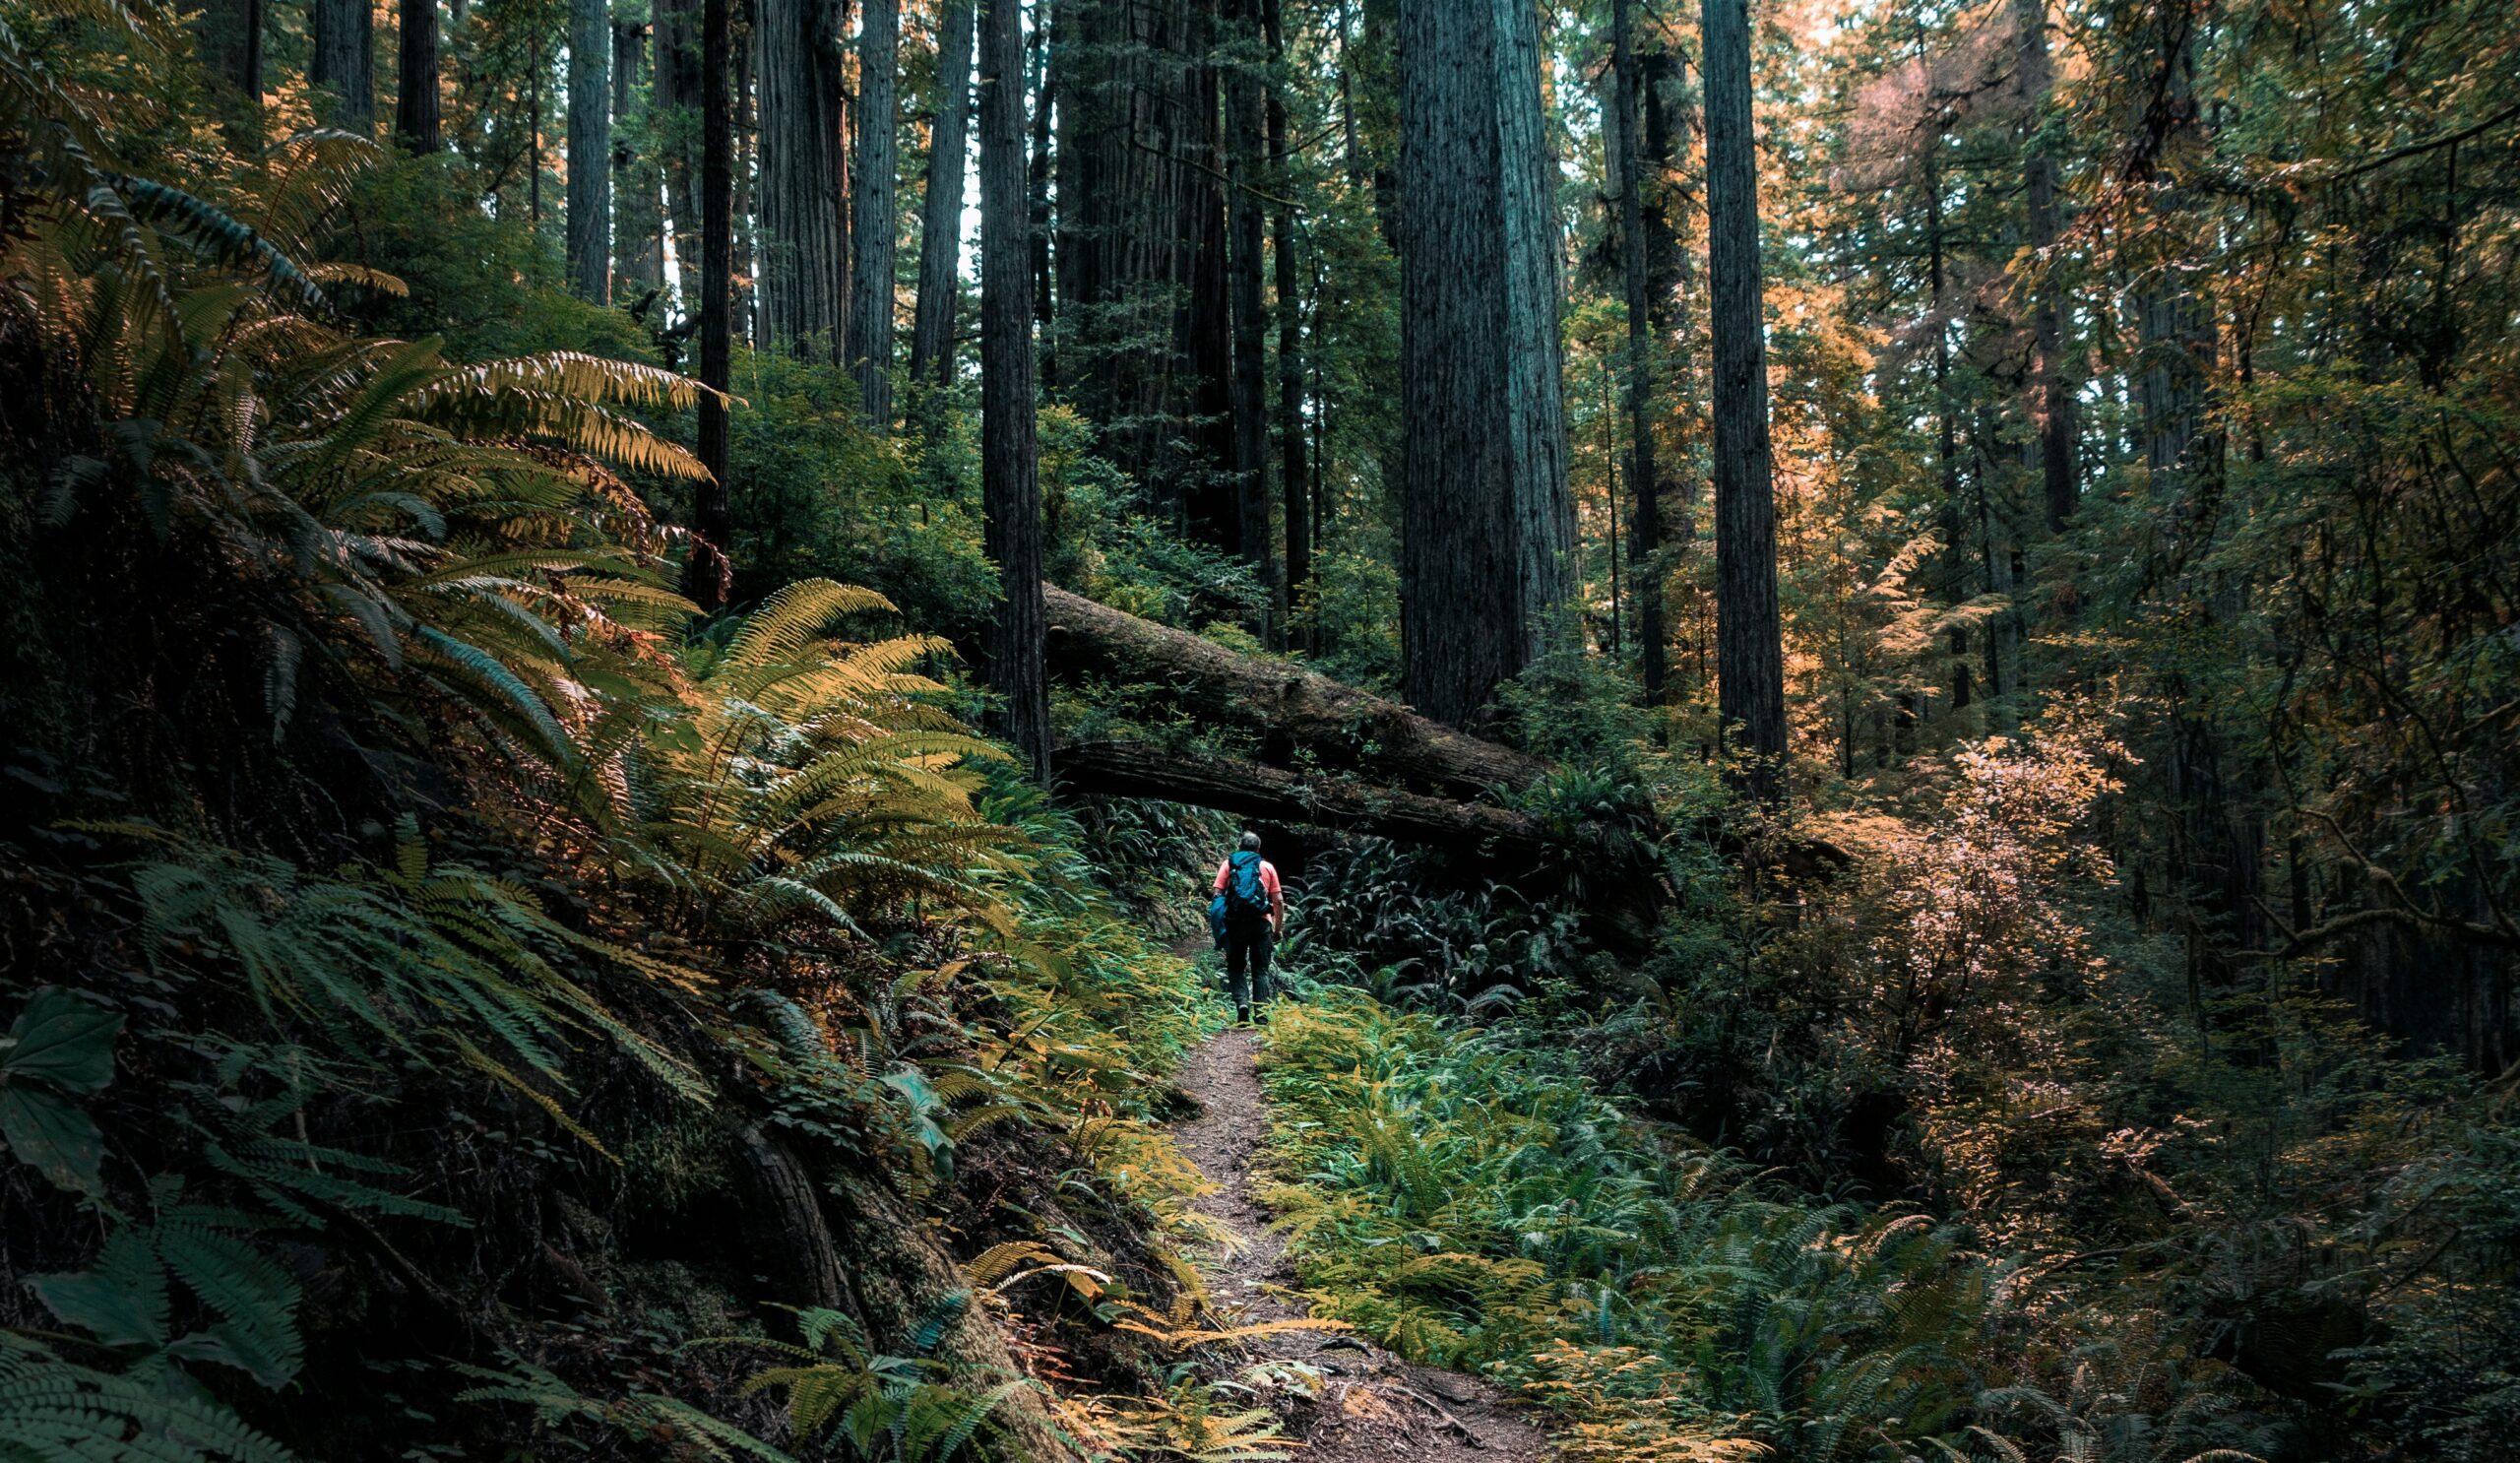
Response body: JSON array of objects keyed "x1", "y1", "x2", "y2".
[{"x1": 1217, "y1": 851, "x2": 1270, "y2": 935}]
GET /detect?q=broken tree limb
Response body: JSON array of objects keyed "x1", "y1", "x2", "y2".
[
  {"x1": 1055, "y1": 738, "x2": 1558, "y2": 859},
  {"x1": 1043, "y1": 585, "x2": 1548, "y2": 799}
]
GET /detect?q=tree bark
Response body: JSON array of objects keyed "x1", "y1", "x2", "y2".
[
  {"x1": 653, "y1": 0, "x2": 704, "y2": 307},
  {"x1": 1266, "y1": 0, "x2": 1307, "y2": 646},
  {"x1": 1059, "y1": 739, "x2": 1557, "y2": 856},
  {"x1": 1642, "y1": 43, "x2": 1694, "y2": 549},
  {"x1": 1052, "y1": 0, "x2": 1235, "y2": 542},
  {"x1": 2015, "y1": 0, "x2": 2075, "y2": 532},
  {"x1": 683, "y1": 0, "x2": 734, "y2": 611},
  {"x1": 849, "y1": 0, "x2": 902, "y2": 422},
  {"x1": 310, "y1": 0, "x2": 375, "y2": 133},
  {"x1": 194, "y1": 0, "x2": 262, "y2": 111},
  {"x1": 395, "y1": 0, "x2": 439, "y2": 151},
  {"x1": 611, "y1": 20, "x2": 664, "y2": 297},
  {"x1": 1700, "y1": 0, "x2": 1786, "y2": 797},
  {"x1": 1224, "y1": 0, "x2": 1275, "y2": 624},
  {"x1": 735, "y1": 1126, "x2": 851, "y2": 1314},
  {"x1": 1027, "y1": 18, "x2": 1056, "y2": 388},
  {"x1": 1612, "y1": 0, "x2": 1667, "y2": 706},
  {"x1": 980, "y1": 0, "x2": 1051, "y2": 778},
  {"x1": 1394, "y1": 0, "x2": 1574, "y2": 729},
  {"x1": 2139, "y1": 10, "x2": 2258, "y2": 982},
  {"x1": 910, "y1": 0, "x2": 976, "y2": 387},
  {"x1": 567, "y1": 0, "x2": 611, "y2": 301},
  {"x1": 1041, "y1": 585, "x2": 1550, "y2": 798},
  {"x1": 817, "y1": 1175, "x2": 1075, "y2": 1461},
  {"x1": 755, "y1": 0, "x2": 849, "y2": 358}
]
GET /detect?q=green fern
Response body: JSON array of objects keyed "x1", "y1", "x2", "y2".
[{"x1": 0, "y1": 1332, "x2": 296, "y2": 1463}]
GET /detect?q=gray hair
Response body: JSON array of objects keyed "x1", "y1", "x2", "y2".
[{"x1": 1239, "y1": 830, "x2": 1262, "y2": 852}]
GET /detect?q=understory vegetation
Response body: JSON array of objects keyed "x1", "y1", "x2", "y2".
[
  {"x1": 1258, "y1": 721, "x2": 2520, "y2": 1463},
  {"x1": 7, "y1": 0, "x2": 2518, "y2": 1458}
]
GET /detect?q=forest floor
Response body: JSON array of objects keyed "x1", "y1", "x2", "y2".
[{"x1": 1169, "y1": 1017, "x2": 1553, "y2": 1463}]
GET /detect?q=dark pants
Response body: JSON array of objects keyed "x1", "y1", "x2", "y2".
[{"x1": 1225, "y1": 921, "x2": 1274, "y2": 1007}]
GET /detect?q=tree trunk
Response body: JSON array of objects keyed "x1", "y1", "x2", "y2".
[
  {"x1": 1059, "y1": 740, "x2": 1558, "y2": 856},
  {"x1": 980, "y1": 0, "x2": 1051, "y2": 778},
  {"x1": 849, "y1": 0, "x2": 901, "y2": 422},
  {"x1": 194, "y1": 0, "x2": 262, "y2": 107},
  {"x1": 2016, "y1": 0, "x2": 2075, "y2": 531},
  {"x1": 612, "y1": 21, "x2": 664, "y2": 298},
  {"x1": 1394, "y1": 0, "x2": 1574, "y2": 729},
  {"x1": 1642, "y1": 43, "x2": 1694, "y2": 548},
  {"x1": 816, "y1": 1176, "x2": 1076, "y2": 1461},
  {"x1": 683, "y1": 0, "x2": 734, "y2": 611},
  {"x1": 394, "y1": 0, "x2": 438, "y2": 150},
  {"x1": 756, "y1": 0, "x2": 849, "y2": 357},
  {"x1": 735, "y1": 1126, "x2": 851, "y2": 1313},
  {"x1": 1700, "y1": 0, "x2": 1786, "y2": 796},
  {"x1": 1612, "y1": 0, "x2": 1667, "y2": 707},
  {"x1": 733, "y1": 0, "x2": 761, "y2": 347},
  {"x1": 567, "y1": 0, "x2": 611, "y2": 301},
  {"x1": 653, "y1": 0, "x2": 704, "y2": 306},
  {"x1": 910, "y1": 0, "x2": 976, "y2": 387},
  {"x1": 1266, "y1": 0, "x2": 1308, "y2": 646},
  {"x1": 2140, "y1": 12, "x2": 2258, "y2": 983},
  {"x1": 310, "y1": 0, "x2": 374, "y2": 133},
  {"x1": 1224, "y1": 0, "x2": 1275, "y2": 627},
  {"x1": 1027, "y1": 18, "x2": 1056, "y2": 389},
  {"x1": 1053, "y1": 0, "x2": 1235, "y2": 542},
  {"x1": 1042, "y1": 585, "x2": 1550, "y2": 798}
]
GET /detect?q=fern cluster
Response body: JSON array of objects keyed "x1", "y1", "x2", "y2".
[
  {"x1": 1256, "y1": 992, "x2": 2262, "y2": 1463},
  {"x1": 0, "y1": 10, "x2": 1228, "y2": 1461}
]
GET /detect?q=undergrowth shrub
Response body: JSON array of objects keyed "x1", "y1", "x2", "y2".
[{"x1": 1256, "y1": 990, "x2": 2273, "y2": 1463}]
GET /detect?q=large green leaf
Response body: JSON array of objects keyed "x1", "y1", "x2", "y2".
[
  {"x1": 0, "y1": 1083, "x2": 107, "y2": 1195},
  {"x1": 30, "y1": 1229, "x2": 169, "y2": 1347},
  {"x1": 1, "y1": 986, "x2": 123, "y2": 1093}
]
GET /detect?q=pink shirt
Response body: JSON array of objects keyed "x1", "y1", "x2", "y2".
[{"x1": 1213, "y1": 858, "x2": 1282, "y2": 900}]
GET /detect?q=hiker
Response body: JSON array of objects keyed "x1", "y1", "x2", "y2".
[{"x1": 1209, "y1": 831, "x2": 1285, "y2": 1027}]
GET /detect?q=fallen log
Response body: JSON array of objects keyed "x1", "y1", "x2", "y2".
[
  {"x1": 1044, "y1": 585, "x2": 1547, "y2": 799},
  {"x1": 1055, "y1": 738, "x2": 1556, "y2": 859}
]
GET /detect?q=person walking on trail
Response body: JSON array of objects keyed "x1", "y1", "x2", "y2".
[{"x1": 1210, "y1": 831, "x2": 1284, "y2": 1027}]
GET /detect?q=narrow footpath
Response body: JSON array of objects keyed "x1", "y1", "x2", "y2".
[{"x1": 1169, "y1": 1023, "x2": 1552, "y2": 1463}]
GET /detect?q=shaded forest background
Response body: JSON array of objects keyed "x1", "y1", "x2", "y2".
[{"x1": 2, "y1": 0, "x2": 2516, "y2": 1457}]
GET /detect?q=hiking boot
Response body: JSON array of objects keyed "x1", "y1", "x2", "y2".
[{"x1": 1235, "y1": 1004, "x2": 1252, "y2": 1028}]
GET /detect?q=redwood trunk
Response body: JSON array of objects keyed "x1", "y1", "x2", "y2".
[
  {"x1": 653, "y1": 0, "x2": 704, "y2": 304},
  {"x1": 756, "y1": 0, "x2": 849, "y2": 357},
  {"x1": 1053, "y1": 0, "x2": 1235, "y2": 542},
  {"x1": 612, "y1": 21, "x2": 664, "y2": 298},
  {"x1": 396, "y1": 0, "x2": 437, "y2": 150},
  {"x1": 980, "y1": 0, "x2": 1051, "y2": 777},
  {"x1": 1058, "y1": 740, "x2": 1556, "y2": 857},
  {"x1": 1701, "y1": 0, "x2": 1786, "y2": 795},
  {"x1": 566, "y1": 0, "x2": 611, "y2": 301},
  {"x1": 310, "y1": 0, "x2": 374, "y2": 132},
  {"x1": 909, "y1": 0, "x2": 976, "y2": 386},
  {"x1": 1225, "y1": 0, "x2": 1274, "y2": 614},
  {"x1": 684, "y1": 0, "x2": 734, "y2": 611},
  {"x1": 1394, "y1": 0, "x2": 1574, "y2": 728},
  {"x1": 2016, "y1": 0, "x2": 2075, "y2": 531},
  {"x1": 1041, "y1": 585, "x2": 1550, "y2": 798},
  {"x1": 1267, "y1": 0, "x2": 1308, "y2": 643},
  {"x1": 1612, "y1": 0, "x2": 1666, "y2": 706},
  {"x1": 194, "y1": 0, "x2": 263, "y2": 111},
  {"x1": 849, "y1": 0, "x2": 902, "y2": 420}
]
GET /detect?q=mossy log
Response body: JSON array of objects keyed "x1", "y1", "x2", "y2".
[
  {"x1": 1055, "y1": 737, "x2": 1560, "y2": 859},
  {"x1": 1042, "y1": 585, "x2": 1549, "y2": 799}
]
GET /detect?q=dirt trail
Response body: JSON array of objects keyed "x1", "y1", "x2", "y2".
[{"x1": 1169, "y1": 1023, "x2": 1553, "y2": 1462}]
